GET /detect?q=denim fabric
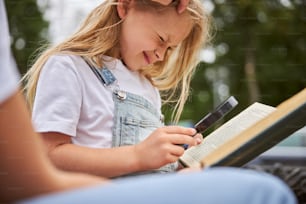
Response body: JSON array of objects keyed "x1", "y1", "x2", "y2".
[
  {"x1": 19, "y1": 167, "x2": 297, "y2": 204},
  {"x1": 92, "y1": 65, "x2": 178, "y2": 174},
  {"x1": 112, "y1": 90, "x2": 178, "y2": 174},
  {"x1": 112, "y1": 90, "x2": 162, "y2": 147}
]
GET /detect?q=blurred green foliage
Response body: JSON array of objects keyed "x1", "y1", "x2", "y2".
[{"x1": 5, "y1": 0, "x2": 49, "y2": 75}]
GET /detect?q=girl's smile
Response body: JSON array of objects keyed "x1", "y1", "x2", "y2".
[{"x1": 143, "y1": 51, "x2": 151, "y2": 65}]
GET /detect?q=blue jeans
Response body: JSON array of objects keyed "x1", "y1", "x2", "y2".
[{"x1": 18, "y1": 167, "x2": 297, "y2": 204}]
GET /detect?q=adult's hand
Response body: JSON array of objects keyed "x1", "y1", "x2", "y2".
[{"x1": 152, "y1": 0, "x2": 190, "y2": 13}]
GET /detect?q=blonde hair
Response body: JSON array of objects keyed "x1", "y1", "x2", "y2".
[{"x1": 22, "y1": 0, "x2": 212, "y2": 123}]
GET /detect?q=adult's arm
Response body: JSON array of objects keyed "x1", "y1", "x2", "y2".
[{"x1": 0, "y1": 90, "x2": 106, "y2": 202}]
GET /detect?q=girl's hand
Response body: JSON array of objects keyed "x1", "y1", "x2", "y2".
[
  {"x1": 193, "y1": 133, "x2": 203, "y2": 145},
  {"x1": 133, "y1": 126, "x2": 198, "y2": 170}
]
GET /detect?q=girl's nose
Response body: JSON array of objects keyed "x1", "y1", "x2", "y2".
[{"x1": 154, "y1": 46, "x2": 167, "y2": 61}]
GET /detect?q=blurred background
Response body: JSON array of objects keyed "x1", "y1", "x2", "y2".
[
  {"x1": 4, "y1": 1, "x2": 306, "y2": 202},
  {"x1": 5, "y1": 0, "x2": 306, "y2": 160}
]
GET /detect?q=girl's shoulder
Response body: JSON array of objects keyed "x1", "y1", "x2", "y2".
[
  {"x1": 47, "y1": 54, "x2": 85, "y2": 68},
  {"x1": 41, "y1": 54, "x2": 90, "y2": 81},
  {"x1": 43, "y1": 54, "x2": 89, "y2": 75}
]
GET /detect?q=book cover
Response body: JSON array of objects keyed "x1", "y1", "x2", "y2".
[{"x1": 179, "y1": 88, "x2": 306, "y2": 168}]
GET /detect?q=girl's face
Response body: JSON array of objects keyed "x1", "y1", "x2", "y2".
[{"x1": 117, "y1": 0, "x2": 193, "y2": 71}]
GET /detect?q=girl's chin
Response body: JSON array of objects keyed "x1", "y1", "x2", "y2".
[
  {"x1": 125, "y1": 63, "x2": 148, "y2": 71},
  {"x1": 121, "y1": 60, "x2": 135, "y2": 70},
  {"x1": 124, "y1": 64, "x2": 141, "y2": 71},
  {"x1": 122, "y1": 59, "x2": 152, "y2": 71}
]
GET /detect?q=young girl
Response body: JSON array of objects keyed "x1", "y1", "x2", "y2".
[{"x1": 22, "y1": 0, "x2": 211, "y2": 178}]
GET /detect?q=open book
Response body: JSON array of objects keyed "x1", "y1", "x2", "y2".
[{"x1": 179, "y1": 88, "x2": 306, "y2": 168}]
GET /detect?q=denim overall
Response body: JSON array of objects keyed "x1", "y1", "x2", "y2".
[{"x1": 84, "y1": 59, "x2": 178, "y2": 175}]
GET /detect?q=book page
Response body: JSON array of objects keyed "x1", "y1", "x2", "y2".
[{"x1": 180, "y1": 102, "x2": 276, "y2": 167}]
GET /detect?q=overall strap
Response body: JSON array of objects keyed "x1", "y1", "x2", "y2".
[
  {"x1": 83, "y1": 57, "x2": 117, "y2": 86},
  {"x1": 83, "y1": 57, "x2": 127, "y2": 100}
]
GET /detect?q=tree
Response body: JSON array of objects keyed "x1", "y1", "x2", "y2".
[{"x1": 5, "y1": 0, "x2": 49, "y2": 75}]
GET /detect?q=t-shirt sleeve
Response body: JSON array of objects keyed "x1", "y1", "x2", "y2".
[
  {"x1": 0, "y1": 55, "x2": 20, "y2": 104},
  {"x1": 32, "y1": 56, "x2": 82, "y2": 137},
  {"x1": 0, "y1": 0, "x2": 20, "y2": 104}
]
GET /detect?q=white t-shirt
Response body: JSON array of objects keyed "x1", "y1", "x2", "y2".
[
  {"x1": 32, "y1": 55, "x2": 162, "y2": 148},
  {"x1": 0, "y1": 0, "x2": 19, "y2": 104}
]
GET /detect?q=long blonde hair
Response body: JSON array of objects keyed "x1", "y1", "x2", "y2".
[{"x1": 22, "y1": 0, "x2": 212, "y2": 123}]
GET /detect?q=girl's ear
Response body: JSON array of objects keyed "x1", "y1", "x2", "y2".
[{"x1": 117, "y1": 0, "x2": 132, "y2": 19}]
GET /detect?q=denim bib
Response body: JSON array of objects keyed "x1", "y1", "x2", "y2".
[{"x1": 84, "y1": 58, "x2": 178, "y2": 175}]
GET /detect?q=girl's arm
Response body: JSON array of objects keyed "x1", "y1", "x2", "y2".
[
  {"x1": 41, "y1": 126, "x2": 199, "y2": 178},
  {"x1": 0, "y1": 91, "x2": 106, "y2": 202}
]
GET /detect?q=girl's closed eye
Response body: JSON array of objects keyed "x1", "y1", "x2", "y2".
[
  {"x1": 159, "y1": 36, "x2": 166, "y2": 43},
  {"x1": 158, "y1": 35, "x2": 173, "y2": 51},
  {"x1": 158, "y1": 35, "x2": 177, "y2": 51},
  {"x1": 158, "y1": 35, "x2": 166, "y2": 46}
]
